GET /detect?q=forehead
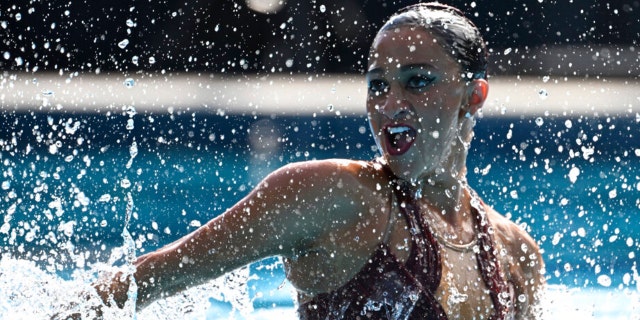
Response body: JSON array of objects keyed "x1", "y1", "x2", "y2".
[{"x1": 368, "y1": 26, "x2": 458, "y2": 72}]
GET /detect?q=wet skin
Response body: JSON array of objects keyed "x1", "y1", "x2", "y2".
[{"x1": 96, "y1": 27, "x2": 545, "y2": 319}]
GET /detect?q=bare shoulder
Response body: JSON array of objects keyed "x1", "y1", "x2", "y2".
[
  {"x1": 266, "y1": 158, "x2": 388, "y2": 194},
  {"x1": 258, "y1": 158, "x2": 392, "y2": 232}
]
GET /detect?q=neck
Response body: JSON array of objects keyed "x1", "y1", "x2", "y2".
[
  {"x1": 413, "y1": 173, "x2": 466, "y2": 216},
  {"x1": 415, "y1": 132, "x2": 470, "y2": 218},
  {"x1": 409, "y1": 167, "x2": 476, "y2": 244}
]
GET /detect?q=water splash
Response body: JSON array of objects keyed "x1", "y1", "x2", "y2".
[
  {"x1": 125, "y1": 140, "x2": 138, "y2": 169},
  {"x1": 121, "y1": 192, "x2": 138, "y2": 314}
]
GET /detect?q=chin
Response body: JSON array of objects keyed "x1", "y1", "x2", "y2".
[{"x1": 384, "y1": 157, "x2": 427, "y2": 182}]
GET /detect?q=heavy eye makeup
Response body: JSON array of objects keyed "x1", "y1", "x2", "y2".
[
  {"x1": 367, "y1": 78, "x2": 389, "y2": 96},
  {"x1": 366, "y1": 66, "x2": 436, "y2": 96},
  {"x1": 405, "y1": 73, "x2": 435, "y2": 91},
  {"x1": 402, "y1": 66, "x2": 436, "y2": 91}
]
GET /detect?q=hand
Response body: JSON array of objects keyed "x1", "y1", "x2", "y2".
[
  {"x1": 51, "y1": 271, "x2": 134, "y2": 319},
  {"x1": 93, "y1": 271, "x2": 132, "y2": 309},
  {"x1": 50, "y1": 289, "x2": 104, "y2": 320}
]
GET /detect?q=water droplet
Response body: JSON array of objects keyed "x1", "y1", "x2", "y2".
[
  {"x1": 126, "y1": 118, "x2": 135, "y2": 130},
  {"x1": 1, "y1": 181, "x2": 10, "y2": 190},
  {"x1": 503, "y1": 48, "x2": 512, "y2": 55},
  {"x1": 564, "y1": 119, "x2": 573, "y2": 129},
  {"x1": 15, "y1": 13, "x2": 22, "y2": 21},
  {"x1": 608, "y1": 189, "x2": 617, "y2": 199},
  {"x1": 542, "y1": 75, "x2": 550, "y2": 83},
  {"x1": 535, "y1": 117, "x2": 544, "y2": 126},
  {"x1": 577, "y1": 227, "x2": 586, "y2": 237},
  {"x1": 538, "y1": 89, "x2": 549, "y2": 99},
  {"x1": 125, "y1": 106, "x2": 137, "y2": 117},
  {"x1": 148, "y1": 56, "x2": 156, "y2": 64},
  {"x1": 447, "y1": 287, "x2": 469, "y2": 305},
  {"x1": 319, "y1": 4, "x2": 326, "y2": 13},
  {"x1": 444, "y1": 189, "x2": 453, "y2": 198},
  {"x1": 118, "y1": 39, "x2": 130, "y2": 49},
  {"x1": 121, "y1": 178, "x2": 131, "y2": 188},
  {"x1": 3, "y1": 52, "x2": 10, "y2": 60},
  {"x1": 597, "y1": 275, "x2": 612, "y2": 287},
  {"x1": 126, "y1": 19, "x2": 135, "y2": 27},
  {"x1": 328, "y1": 104, "x2": 334, "y2": 111},
  {"x1": 568, "y1": 167, "x2": 580, "y2": 183},
  {"x1": 132, "y1": 55, "x2": 139, "y2": 65},
  {"x1": 123, "y1": 78, "x2": 135, "y2": 88}
]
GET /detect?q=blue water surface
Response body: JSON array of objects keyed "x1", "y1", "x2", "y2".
[{"x1": 1, "y1": 110, "x2": 638, "y2": 316}]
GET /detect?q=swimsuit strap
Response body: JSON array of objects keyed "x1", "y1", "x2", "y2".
[
  {"x1": 468, "y1": 188, "x2": 513, "y2": 320},
  {"x1": 394, "y1": 182, "x2": 442, "y2": 293},
  {"x1": 381, "y1": 163, "x2": 448, "y2": 320}
]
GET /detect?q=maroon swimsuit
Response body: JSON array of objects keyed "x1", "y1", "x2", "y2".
[{"x1": 298, "y1": 169, "x2": 513, "y2": 320}]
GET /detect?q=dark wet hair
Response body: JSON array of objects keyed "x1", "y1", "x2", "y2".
[{"x1": 379, "y1": 2, "x2": 488, "y2": 80}]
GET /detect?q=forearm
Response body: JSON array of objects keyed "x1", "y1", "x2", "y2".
[
  {"x1": 132, "y1": 229, "x2": 230, "y2": 308},
  {"x1": 93, "y1": 230, "x2": 224, "y2": 309}
]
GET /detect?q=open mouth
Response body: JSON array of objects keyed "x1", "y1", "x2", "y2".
[{"x1": 383, "y1": 124, "x2": 417, "y2": 156}]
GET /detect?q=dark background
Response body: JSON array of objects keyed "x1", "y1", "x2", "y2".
[{"x1": 1, "y1": 0, "x2": 639, "y2": 75}]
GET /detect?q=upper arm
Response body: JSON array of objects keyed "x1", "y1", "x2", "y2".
[{"x1": 132, "y1": 159, "x2": 373, "y2": 306}]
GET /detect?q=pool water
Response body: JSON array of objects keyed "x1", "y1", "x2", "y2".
[{"x1": 1, "y1": 110, "x2": 639, "y2": 318}]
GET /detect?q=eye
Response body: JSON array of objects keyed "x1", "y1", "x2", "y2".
[
  {"x1": 406, "y1": 74, "x2": 435, "y2": 90},
  {"x1": 368, "y1": 79, "x2": 389, "y2": 96}
]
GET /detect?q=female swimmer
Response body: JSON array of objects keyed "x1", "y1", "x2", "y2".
[{"x1": 95, "y1": 3, "x2": 545, "y2": 319}]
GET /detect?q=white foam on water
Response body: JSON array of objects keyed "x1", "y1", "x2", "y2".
[
  {"x1": 0, "y1": 256, "x2": 257, "y2": 320},
  {"x1": 1, "y1": 257, "x2": 638, "y2": 320}
]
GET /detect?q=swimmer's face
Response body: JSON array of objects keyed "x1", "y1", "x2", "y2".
[{"x1": 366, "y1": 26, "x2": 469, "y2": 181}]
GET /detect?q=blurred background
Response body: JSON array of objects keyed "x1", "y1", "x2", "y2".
[{"x1": 1, "y1": 0, "x2": 638, "y2": 76}]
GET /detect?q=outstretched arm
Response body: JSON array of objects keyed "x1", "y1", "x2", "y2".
[{"x1": 95, "y1": 159, "x2": 372, "y2": 309}]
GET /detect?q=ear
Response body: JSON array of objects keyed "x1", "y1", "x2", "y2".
[{"x1": 463, "y1": 79, "x2": 489, "y2": 116}]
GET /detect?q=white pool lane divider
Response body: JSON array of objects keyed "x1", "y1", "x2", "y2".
[{"x1": 1, "y1": 72, "x2": 638, "y2": 117}]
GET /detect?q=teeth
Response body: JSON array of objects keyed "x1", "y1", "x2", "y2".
[{"x1": 387, "y1": 126, "x2": 411, "y2": 134}]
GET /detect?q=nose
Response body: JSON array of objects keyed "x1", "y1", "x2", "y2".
[{"x1": 380, "y1": 83, "x2": 411, "y2": 119}]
